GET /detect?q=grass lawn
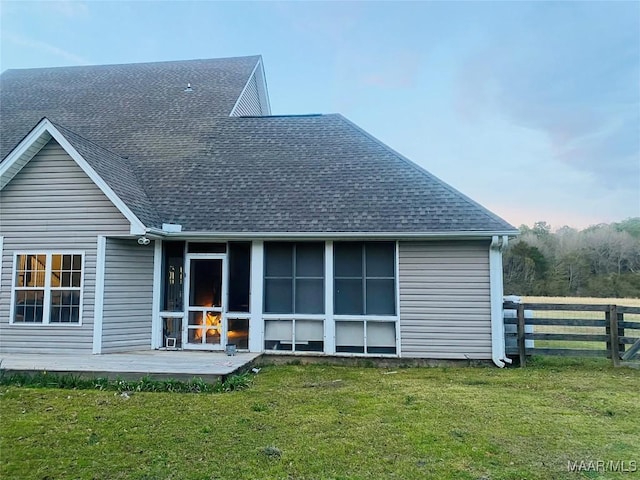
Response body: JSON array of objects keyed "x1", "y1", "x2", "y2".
[{"x1": 1, "y1": 358, "x2": 639, "y2": 480}]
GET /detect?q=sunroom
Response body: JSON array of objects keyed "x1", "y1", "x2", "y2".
[{"x1": 156, "y1": 240, "x2": 400, "y2": 356}]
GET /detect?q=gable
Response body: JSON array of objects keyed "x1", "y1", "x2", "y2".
[
  {"x1": 230, "y1": 58, "x2": 271, "y2": 116},
  {"x1": 0, "y1": 139, "x2": 131, "y2": 236},
  {"x1": 0, "y1": 119, "x2": 152, "y2": 234}
]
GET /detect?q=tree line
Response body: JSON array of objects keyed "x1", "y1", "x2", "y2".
[{"x1": 503, "y1": 218, "x2": 640, "y2": 298}]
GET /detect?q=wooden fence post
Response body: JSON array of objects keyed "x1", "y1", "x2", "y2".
[
  {"x1": 606, "y1": 308, "x2": 611, "y2": 356},
  {"x1": 517, "y1": 303, "x2": 526, "y2": 367},
  {"x1": 618, "y1": 311, "x2": 625, "y2": 354},
  {"x1": 609, "y1": 305, "x2": 620, "y2": 367}
]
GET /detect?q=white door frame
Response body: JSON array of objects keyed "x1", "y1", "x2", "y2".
[{"x1": 183, "y1": 253, "x2": 228, "y2": 350}]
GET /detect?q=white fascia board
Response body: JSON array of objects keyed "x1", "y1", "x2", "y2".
[
  {"x1": 0, "y1": 124, "x2": 52, "y2": 187},
  {"x1": 0, "y1": 119, "x2": 146, "y2": 235},
  {"x1": 145, "y1": 229, "x2": 519, "y2": 241}
]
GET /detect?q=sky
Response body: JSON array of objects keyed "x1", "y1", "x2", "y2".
[{"x1": 1, "y1": 1, "x2": 638, "y2": 231}]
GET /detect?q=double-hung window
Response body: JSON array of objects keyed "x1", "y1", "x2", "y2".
[{"x1": 12, "y1": 253, "x2": 83, "y2": 324}]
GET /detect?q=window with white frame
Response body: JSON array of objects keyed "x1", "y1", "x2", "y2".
[
  {"x1": 264, "y1": 318, "x2": 324, "y2": 352},
  {"x1": 264, "y1": 242, "x2": 324, "y2": 314},
  {"x1": 12, "y1": 253, "x2": 83, "y2": 324},
  {"x1": 334, "y1": 242, "x2": 396, "y2": 315},
  {"x1": 333, "y1": 242, "x2": 398, "y2": 355},
  {"x1": 335, "y1": 320, "x2": 397, "y2": 354}
]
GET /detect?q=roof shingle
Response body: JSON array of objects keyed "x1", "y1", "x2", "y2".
[
  {"x1": 52, "y1": 122, "x2": 161, "y2": 228},
  {"x1": 132, "y1": 114, "x2": 514, "y2": 232},
  {"x1": 1, "y1": 56, "x2": 261, "y2": 160},
  {"x1": 1, "y1": 57, "x2": 517, "y2": 235}
]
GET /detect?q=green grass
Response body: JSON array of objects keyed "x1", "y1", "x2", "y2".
[
  {"x1": 1, "y1": 359, "x2": 639, "y2": 479},
  {"x1": 0, "y1": 371, "x2": 253, "y2": 393}
]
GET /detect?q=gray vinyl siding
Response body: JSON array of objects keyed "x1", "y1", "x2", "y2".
[
  {"x1": 398, "y1": 241, "x2": 492, "y2": 359},
  {"x1": 231, "y1": 73, "x2": 263, "y2": 116},
  {"x1": 0, "y1": 139, "x2": 131, "y2": 353},
  {"x1": 101, "y1": 238, "x2": 154, "y2": 353},
  {"x1": 0, "y1": 132, "x2": 52, "y2": 189}
]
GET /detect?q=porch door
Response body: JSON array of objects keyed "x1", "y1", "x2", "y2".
[{"x1": 184, "y1": 256, "x2": 226, "y2": 350}]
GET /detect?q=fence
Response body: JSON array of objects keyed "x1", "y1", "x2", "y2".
[{"x1": 503, "y1": 301, "x2": 640, "y2": 367}]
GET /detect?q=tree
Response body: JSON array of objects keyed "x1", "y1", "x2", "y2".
[
  {"x1": 502, "y1": 218, "x2": 640, "y2": 298},
  {"x1": 615, "y1": 217, "x2": 640, "y2": 238},
  {"x1": 553, "y1": 226, "x2": 588, "y2": 295},
  {"x1": 503, "y1": 240, "x2": 548, "y2": 295},
  {"x1": 532, "y1": 221, "x2": 552, "y2": 238}
]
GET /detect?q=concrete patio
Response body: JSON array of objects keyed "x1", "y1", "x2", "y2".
[{"x1": 0, "y1": 351, "x2": 262, "y2": 381}]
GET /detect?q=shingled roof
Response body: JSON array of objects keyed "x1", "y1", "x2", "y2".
[
  {"x1": 0, "y1": 56, "x2": 517, "y2": 235},
  {"x1": 0, "y1": 56, "x2": 261, "y2": 160},
  {"x1": 52, "y1": 122, "x2": 162, "y2": 228}
]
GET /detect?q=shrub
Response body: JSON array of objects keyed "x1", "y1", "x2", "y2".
[{"x1": 0, "y1": 371, "x2": 252, "y2": 394}]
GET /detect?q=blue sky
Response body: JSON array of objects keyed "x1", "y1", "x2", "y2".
[{"x1": 1, "y1": 0, "x2": 638, "y2": 230}]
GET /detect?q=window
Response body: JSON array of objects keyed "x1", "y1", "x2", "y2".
[
  {"x1": 228, "y1": 242, "x2": 251, "y2": 312},
  {"x1": 264, "y1": 242, "x2": 324, "y2": 314},
  {"x1": 335, "y1": 320, "x2": 396, "y2": 354},
  {"x1": 162, "y1": 241, "x2": 185, "y2": 311},
  {"x1": 13, "y1": 254, "x2": 45, "y2": 323},
  {"x1": 227, "y1": 318, "x2": 249, "y2": 349},
  {"x1": 334, "y1": 242, "x2": 396, "y2": 315},
  {"x1": 12, "y1": 253, "x2": 83, "y2": 324},
  {"x1": 264, "y1": 319, "x2": 324, "y2": 352}
]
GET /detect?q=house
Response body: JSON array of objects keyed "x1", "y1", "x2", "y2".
[{"x1": 0, "y1": 55, "x2": 518, "y2": 366}]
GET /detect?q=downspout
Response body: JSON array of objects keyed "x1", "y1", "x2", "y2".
[{"x1": 490, "y1": 235, "x2": 512, "y2": 367}]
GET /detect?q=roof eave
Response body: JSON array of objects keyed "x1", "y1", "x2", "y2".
[
  {"x1": 145, "y1": 229, "x2": 520, "y2": 241},
  {"x1": 335, "y1": 114, "x2": 518, "y2": 232}
]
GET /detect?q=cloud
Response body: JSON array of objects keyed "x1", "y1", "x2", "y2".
[
  {"x1": 44, "y1": 1, "x2": 89, "y2": 18},
  {"x1": 273, "y1": 2, "x2": 423, "y2": 90},
  {"x1": 0, "y1": 1, "x2": 89, "y2": 21},
  {"x1": 272, "y1": 2, "x2": 363, "y2": 45},
  {"x1": 2, "y1": 31, "x2": 89, "y2": 65},
  {"x1": 454, "y1": 49, "x2": 498, "y2": 122},
  {"x1": 453, "y1": 2, "x2": 639, "y2": 191},
  {"x1": 359, "y1": 52, "x2": 421, "y2": 89},
  {"x1": 557, "y1": 135, "x2": 640, "y2": 190}
]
